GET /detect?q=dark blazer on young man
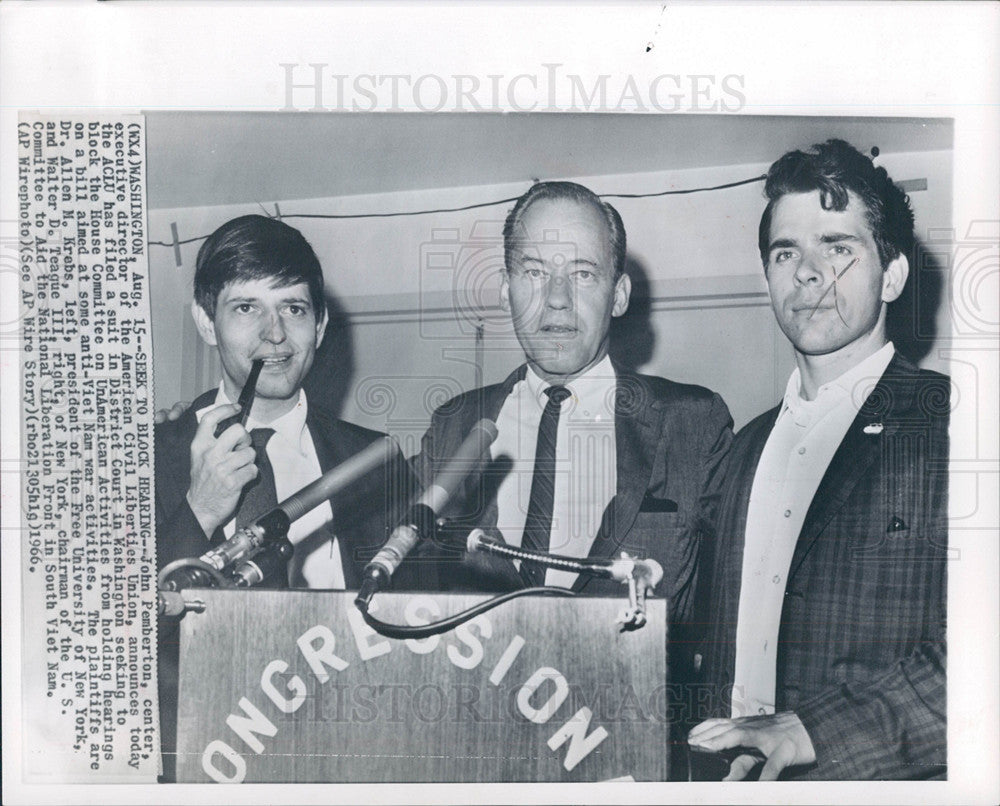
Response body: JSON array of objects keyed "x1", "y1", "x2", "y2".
[
  {"x1": 697, "y1": 353, "x2": 949, "y2": 780},
  {"x1": 411, "y1": 363, "x2": 734, "y2": 632}
]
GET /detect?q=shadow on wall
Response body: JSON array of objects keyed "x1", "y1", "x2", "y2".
[
  {"x1": 609, "y1": 255, "x2": 656, "y2": 373},
  {"x1": 304, "y1": 291, "x2": 355, "y2": 419},
  {"x1": 887, "y1": 235, "x2": 945, "y2": 364}
]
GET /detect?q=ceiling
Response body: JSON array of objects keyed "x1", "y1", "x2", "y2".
[{"x1": 145, "y1": 112, "x2": 953, "y2": 210}]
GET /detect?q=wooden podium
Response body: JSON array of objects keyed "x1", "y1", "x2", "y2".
[{"x1": 175, "y1": 590, "x2": 668, "y2": 782}]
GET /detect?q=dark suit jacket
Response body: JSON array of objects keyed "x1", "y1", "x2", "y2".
[
  {"x1": 411, "y1": 364, "x2": 733, "y2": 632},
  {"x1": 698, "y1": 353, "x2": 949, "y2": 779}
]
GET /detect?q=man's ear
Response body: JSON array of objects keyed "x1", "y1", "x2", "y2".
[
  {"x1": 314, "y1": 304, "x2": 329, "y2": 348},
  {"x1": 191, "y1": 301, "x2": 218, "y2": 346},
  {"x1": 612, "y1": 272, "x2": 631, "y2": 318},
  {"x1": 881, "y1": 253, "x2": 910, "y2": 304},
  {"x1": 498, "y1": 270, "x2": 511, "y2": 313}
]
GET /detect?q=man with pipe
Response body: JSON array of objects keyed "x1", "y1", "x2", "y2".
[{"x1": 154, "y1": 215, "x2": 434, "y2": 778}]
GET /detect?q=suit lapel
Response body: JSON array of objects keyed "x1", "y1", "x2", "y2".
[
  {"x1": 727, "y1": 410, "x2": 779, "y2": 578},
  {"x1": 307, "y1": 409, "x2": 341, "y2": 477},
  {"x1": 426, "y1": 366, "x2": 527, "y2": 587},
  {"x1": 788, "y1": 353, "x2": 917, "y2": 579},
  {"x1": 714, "y1": 410, "x2": 778, "y2": 682},
  {"x1": 489, "y1": 365, "x2": 528, "y2": 420},
  {"x1": 572, "y1": 373, "x2": 665, "y2": 592},
  {"x1": 304, "y1": 409, "x2": 364, "y2": 589},
  {"x1": 458, "y1": 365, "x2": 527, "y2": 527}
]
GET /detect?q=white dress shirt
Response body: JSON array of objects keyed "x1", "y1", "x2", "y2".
[
  {"x1": 731, "y1": 342, "x2": 895, "y2": 717},
  {"x1": 492, "y1": 355, "x2": 617, "y2": 588},
  {"x1": 196, "y1": 387, "x2": 345, "y2": 589}
]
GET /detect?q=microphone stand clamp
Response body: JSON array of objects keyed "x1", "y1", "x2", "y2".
[{"x1": 465, "y1": 530, "x2": 663, "y2": 631}]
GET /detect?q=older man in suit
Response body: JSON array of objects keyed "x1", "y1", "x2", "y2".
[
  {"x1": 413, "y1": 182, "x2": 733, "y2": 698},
  {"x1": 688, "y1": 140, "x2": 949, "y2": 780}
]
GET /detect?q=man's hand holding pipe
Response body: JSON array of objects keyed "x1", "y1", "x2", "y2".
[{"x1": 185, "y1": 404, "x2": 256, "y2": 537}]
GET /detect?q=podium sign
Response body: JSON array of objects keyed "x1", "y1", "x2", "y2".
[{"x1": 175, "y1": 591, "x2": 667, "y2": 782}]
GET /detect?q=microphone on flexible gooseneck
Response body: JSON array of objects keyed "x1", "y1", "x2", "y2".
[
  {"x1": 465, "y1": 528, "x2": 664, "y2": 588},
  {"x1": 355, "y1": 418, "x2": 499, "y2": 606},
  {"x1": 465, "y1": 528, "x2": 664, "y2": 631}
]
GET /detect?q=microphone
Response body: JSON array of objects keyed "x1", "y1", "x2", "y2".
[
  {"x1": 417, "y1": 418, "x2": 499, "y2": 515},
  {"x1": 231, "y1": 435, "x2": 400, "y2": 588},
  {"x1": 465, "y1": 528, "x2": 662, "y2": 630},
  {"x1": 160, "y1": 436, "x2": 398, "y2": 591},
  {"x1": 213, "y1": 435, "x2": 397, "y2": 565},
  {"x1": 465, "y1": 528, "x2": 664, "y2": 587},
  {"x1": 356, "y1": 418, "x2": 498, "y2": 605},
  {"x1": 231, "y1": 539, "x2": 295, "y2": 587}
]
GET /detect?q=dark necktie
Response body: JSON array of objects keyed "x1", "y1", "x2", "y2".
[
  {"x1": 235, "y1": 428, "x2": 278, "y2": 531},
  {"x1": 235, "y1": 428, "x2": 288, "y2": 588},
  {"x1": 520, "y1": 385, "x2": 571, "y2": 586}
]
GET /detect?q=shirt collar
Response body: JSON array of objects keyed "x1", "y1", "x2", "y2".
[
  {"x1": 197, "y1": 384, "x2": 311, "y2": 452},
  {"x1": 525, "y1": 355, "x2": 617, "y2": 417},
  {"x1": 782, "y1": 342, "x2": 896, "y2": 423}
]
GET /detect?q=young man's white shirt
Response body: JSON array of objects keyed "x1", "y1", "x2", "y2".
[{"x1": 731, "y1": 342, "x2": 895, "y2": 717}]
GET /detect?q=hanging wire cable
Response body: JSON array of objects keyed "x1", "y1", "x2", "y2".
[
  {"x1": 147, "y1": 173, "x2": 767, "y2": 249},
  {"x1": 600, "y1": 174, "x2": 766, "y2": 199},
  {"x1": 356, "y1": 586, "x2": 576, "y2": 640}
]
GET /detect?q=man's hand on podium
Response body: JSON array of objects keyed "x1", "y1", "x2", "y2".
[{"x1": 687, "y1": 711, "x2": 816, "y2": 780}]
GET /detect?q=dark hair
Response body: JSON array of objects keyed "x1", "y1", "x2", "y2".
[
  {"x1": 193, "y1": 215, "x2": 325, "y2": 318},
  {"x1": 757, "y1": 139, "x2": 915, "y2": 270},
  {"x1": 503, "y1": 181, "x2": 626, "y2": 279}
]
